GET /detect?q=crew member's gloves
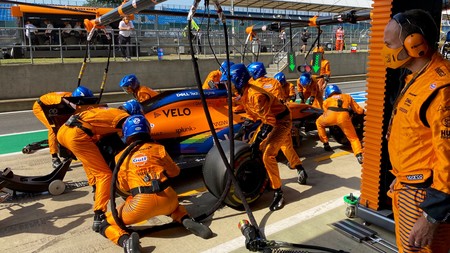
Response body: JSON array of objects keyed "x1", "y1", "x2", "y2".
[
  {"x1": 235, "y1": 118, "x2": 255, "y2": 139},
  {"x1": 289, "y1": 95, "x2": 296, "y2": 102},
  {"x1": 250, "y1": 124, "x2": 273, "y2": 159},
  {"x1": 298, "y1": 92, "x2": 304, "y2": 103},
  {"x1": 305, "y1": 96, "x2": 315, "y2": 105}
]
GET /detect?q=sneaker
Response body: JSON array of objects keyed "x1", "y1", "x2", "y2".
[
  {"x1": 269, "y1": 189, "x2": 284, "y2": 211},
  {"x1": 356, "y1": 153, "x2": 363, "y2": 165},
  {"x1": 123, "y1": 232, "x2": 142, "y2": 253},
  {"x1": 296, "y1": 165, "x2": 308, "y2": 185},
  {"x1": 92, "y1": 211, "x2": 105, "y2": 232},
  {"x1": 126, "y1": 57, "x2": 131, "y2": 61},
  {"x1": 182, "y1": 218, "x2": 213, "y2": 239},
  {"x1": 123, "y1": 57, "x2": 127, "y2": 61},
  {"x1": 323, "y1": 142, "x2": 333, "y2": 152},
  {"x1": 52, "y1": 157, "x2": 62, "y2": 169}
]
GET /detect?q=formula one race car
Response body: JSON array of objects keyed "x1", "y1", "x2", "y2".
[{"x1": 8, "y1": 88, "x2": 363, "y2": 209}]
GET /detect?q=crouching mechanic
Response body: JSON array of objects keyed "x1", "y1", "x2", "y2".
[
  {"x1": 297, "y1": 72, "x2": 322, "y2": 108},
  {"x1": 202, "y1": 60, "x2": 234, "y2": 89},
  {"x1": 57, "y1": 100, "x2": 142, "y2": 233},
  {"x1": 120, "y1": 74, "x2": 159, "y2": 105},
  {"x1": 315, "y1": 84, "x2": 365, "y2": 164},
  {"x1": 274, "y1": 72, "x2": 296, "y2": 103},
  {"x1": 227, "y1": 63, "x2": 308, "y2": 211},
  {"x1": 32, "y1": 86, "x2": 93, "y2": 169},
  {"x1": 99, "y1": 115, "x2": 212, "y2": 252}
]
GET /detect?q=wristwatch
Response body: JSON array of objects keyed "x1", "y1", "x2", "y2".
[{"x1": 423, "y1": 212, "x2": 440, "y2": 224}]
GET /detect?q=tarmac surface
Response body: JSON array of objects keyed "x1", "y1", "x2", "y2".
[{"x1": 0, "y1": 134, "x2": 397, "y2": 253}]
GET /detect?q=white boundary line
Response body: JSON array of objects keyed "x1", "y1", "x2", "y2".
[{"x1": 202, "y1": 192, "x2": 359, "y2": 253}]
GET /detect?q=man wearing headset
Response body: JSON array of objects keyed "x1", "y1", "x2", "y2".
[
  {"x1": 225, "y1": 63, "x2": 308, "y2": 212},
  {"x1": 32, "y1": 86, "x2": 93, "y2": 169},
  {"x1": 120, "y1": 74, "x2": 159, "y2": 105},
  {"x1": 57, "y1": 100, "x2": 142, "y2": 233},
  {"x1": 98, "y1": 115, "x2": 212, "y2": 252},
  {"x1": 382, "y1": 9, "x2": 450, "y2": 252}
]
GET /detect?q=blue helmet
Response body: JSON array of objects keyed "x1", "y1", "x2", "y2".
[
  {"x1": 299, "y1": 73, "x2": 312, "y2": 87},
  {"x1": 120, "y1": 74, "x2": 140, "y2": 93},
  {"x1": 122, "y1": 114, "x2": 150, "y2": 143},
  {"x1": 274, "y1": 72, "x2": 287, "y2": 85},
  {"x1": 219, "y1": 60, "x2": 235, "y2": 82},
  {"x1": 72, "y1": 86, "x2": 94, "y2": 97},
  {"x1": 121, "y1": 99, "x2": 143, "y2": 115},
  {"x1": 229, "y1": 63, "x2": 251, "y2": 92},
  {"x1": 247, "y1": 62, "x2": 266, "y2": 80},
  {"x1": 325, "y1": 84, "x2": 342, "y2": 98}
]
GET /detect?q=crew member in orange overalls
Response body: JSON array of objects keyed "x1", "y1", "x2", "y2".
[
  {"x1": 274, "y1": 72, "x2": 296, "y2": 103},
  {"x1": 335, "y1": 26, "x2": 344, "y2": 51},
  {"x1": 120, "y1": 74, "x2": 159, "y2": 105},
  {"x1": 310, "y1": 46, "x2": 331, "y2": 108},
  {"x1": 57, "y1": 103, "x2": 139, "y2": 233},
  {"x1": 382, "y1": 9, "x2": 450, "y2": 253},
  {"x1": 297, "y1": 72, "x2": 321, "y2": 107},
  {"x1": 98, "y1": 115, "x2": 212, "y2": 252},
  {"x1": 227, "y1": 63, "x2": 308, "y2": 212},
  {"x1": 32, "y1": 86, "x2": 93, "y2": 168},
  {"x1": 315, "y1": 84, "x2": 365, "y2": 164},
  {"x1": 202, "y1": 60, "x2": 234, "y2": 89},
  {"x1": 247, "y1": 62, "x2": 285, "y2": 101}
]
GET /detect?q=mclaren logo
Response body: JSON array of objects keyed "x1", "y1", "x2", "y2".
[
  {"x1": 442, "y1": 116, "x2": 450, "y2": 127},
  {"x1": 406, "y1": 174, "x2": 423, "y2": 181}
]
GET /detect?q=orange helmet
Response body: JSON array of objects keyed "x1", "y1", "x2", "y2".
[{"x1": 313, "y1": 46, "x2": 324, "y2": 53}]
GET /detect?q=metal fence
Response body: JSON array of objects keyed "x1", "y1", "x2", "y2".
[{"x1": 0, "y1": 24, "x2": 371, "y2": 64}]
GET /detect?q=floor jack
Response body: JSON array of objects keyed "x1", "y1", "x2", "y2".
[
  {"x1": 331, "y1": 219, "x2": 398, "y2": 253},
  {"x1": 22, "y1": 139, "x2": 49, "y2": 154},
  {"x1": 0, "y1": 158, "x2": 72, "y2": 198}
]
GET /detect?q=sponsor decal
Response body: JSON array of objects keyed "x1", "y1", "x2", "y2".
[
  {"x1": 176, "y1": 126, "x2": 196, "y2": 134},
  {"x1": 435, "y1": 67, "x2": 446, "y2": 77},
  {"x1": 162, "y1": 108, "x2": 191, "y2": 117},
  {"x1": 441, "y1": 129, "x2": 450, "y2": 139},
  {"x1": 132, "y1": 154, "x2": 148, "y2": 166},
  {"x1": 429, "y1": 83, "x2": 437, "y2": 90},
  {"x1": 213, "y1": 120, "x2": 228, "y2": 127},
  {"x1": 404, "y1": 98, "x2": 412, "y2": 106},
  {"x1": 443, "y1": 116, "x2": 450, "y2": 127},
  {"x1": 399, "y1": 107, "x2": 408, "y2": 114},
  {"x1": 406, "y1": 174, "x2": 423, "y2": 181},
  {"x1": 437, "y1": 104, "x2": 450, "y2": 112}
]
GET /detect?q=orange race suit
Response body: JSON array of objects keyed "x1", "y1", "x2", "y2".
[
  {"x1": 296, "y1": 75, "x2": 322, "y2": 108},
  {"x1": 32, "y1": 91, "x2": 73, "y2": 156},
  {"x1": 134, "y1": 85, "x2": 159, "y2": 104},
  {"x1": 57, "y1": 107, "x2": 129, "y2": 213},
  {"x1": 202, "y1": 69, "x2": 222, "y2": 89},
  {"x1": 241, "y1": 82, "x2": 302, "y2": 190},
  {"x1": 388, "y1": 52, "x2": 450, "y2": 253},
  {"x1": 282, "y1": 81, "x2": 296, "y2": 103},
  {"x1": 315, "y1": 93, "x2": 364, "y2": 156},
  {"x1": 335, "y1": 29, "x2": 344, "y2": 51},
  {"x1": 100, "y1": 141, "x2": 189, "y2": 245},
  {"x1": 312, "y1": 58, "x2": 331, "y2": 109},
  {"x1": 249, "y1": 76, "x2": 285, "y2": 102}
]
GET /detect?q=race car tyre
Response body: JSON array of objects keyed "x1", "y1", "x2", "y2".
[
  {"x1": 329, "y1": 113, "x2": 365, "y2": 146},
  {"x1": 48, "y1": 180, "x2": 65, "y2": 195},
  {"x1": 202, "y1": 140, "x2": 268, "y2": 210}
]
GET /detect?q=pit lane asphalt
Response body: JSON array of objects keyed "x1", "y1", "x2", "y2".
[
  {"x1": 0, "y1": 135, "x2": 396, "y2": 253},
  {"x1": 0, "y1": 80, "x2": 396, "y2": 252}
]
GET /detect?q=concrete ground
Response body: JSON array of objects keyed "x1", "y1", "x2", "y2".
[{"x1": 0, "y1": 134, "x2": 397, "y2": 253}]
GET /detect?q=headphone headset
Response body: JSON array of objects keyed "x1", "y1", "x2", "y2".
[{"x1": 392, "y1": 12, "x2": 428, "y2": 57}]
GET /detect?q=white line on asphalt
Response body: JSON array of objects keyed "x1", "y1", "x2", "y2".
[
  {"x1": 202, "y1": 192, "x2": 360, "y2": 253},
  {"x1": 0, "y1": 129, "x2": 47, "y2": 137}
]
